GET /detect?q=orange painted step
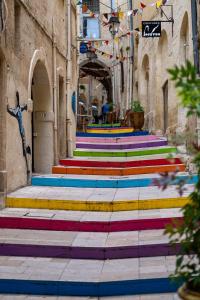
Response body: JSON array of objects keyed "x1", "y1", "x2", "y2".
[{"x1": 52, "y1": 164, "x2": 185, "y2": 176}]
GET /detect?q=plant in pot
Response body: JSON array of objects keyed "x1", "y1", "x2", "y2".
[
  {"x1": 130, "y1": 101, "x2": 144, "y2": 131},
  {"x1": 79, "y1": 84, "x2": 86, "y2": 92},
  {"x1": 157, "y1": 61, "x2": 200, "y2": 299}
]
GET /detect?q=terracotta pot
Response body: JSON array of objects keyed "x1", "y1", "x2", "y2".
[
  {"x1": 178, "y1": 284, "x2": 200, "y2": 300},
  {"x1": 130, "y1": 111, "x2": 144, "y2": 131}
]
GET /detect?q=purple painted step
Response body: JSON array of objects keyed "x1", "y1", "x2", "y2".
[
  {"x1": 76, "y1": 140, "x2": 168, "y2": 150},
  {"x1": 0, "y1": 243, "x2": 182, "y2": 260}
]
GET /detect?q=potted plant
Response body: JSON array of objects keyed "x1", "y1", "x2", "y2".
[
  {"x1": 79, "y1": 84, "x2": 86, "y2": 91},
  {"x1": 158, "y1": 61, "x2": 200, "y2": 299},
  {"x1": 130, "y1": 101, "x2": 144, "y2": 131}
]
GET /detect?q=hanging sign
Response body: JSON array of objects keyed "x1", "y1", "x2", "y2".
[{"x1": 142, "y1": 21, "x2": 161, "y2": 37}]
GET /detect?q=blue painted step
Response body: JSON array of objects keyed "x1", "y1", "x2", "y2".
[
  {"x1": 0, "y1": 278, "x2": 182, "y2": 297},
  {"x1": 32, "y1": 175, "x2": 197, "y2": 188}
]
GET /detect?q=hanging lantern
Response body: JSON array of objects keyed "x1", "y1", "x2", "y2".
[{"x1": 108, "y1": 16, "x2": 120, "y2": 37}]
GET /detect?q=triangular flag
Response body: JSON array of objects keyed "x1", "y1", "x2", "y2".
[
  {"x1": 133, "y1": 9, "x2": 138, "y2": 16},
  {"x1": 118, "y1": 11, "x2": 124, "y2": 20},
  {"x1": 162, "y1": 0, "x2": 169, "y2": 4},
  {"x1": 134, "y1": 27, "x2": 140, "y2": 32},
  {"x1": 156, "y1": 0, "x2": 162, "y2": 8},
  {"x1": 140, "y1": 2, "x2": 146, "y2": 9},
  {"x1": 103, "y1": 13, "x2": 108, "y2": 20},
  {"x1": 76, "y1": 1, "x2": 81, "y2": 5},
  {"x1": 82, "y1": 4, "x2": 88, "y2": 13},
  {"x1": 105, "y1": 40, "x2": 109, "y2": 45},
  {"x1": 127, "y1": 10, "x2": 133, "y2": 17},
  {"x1": 89, "y1": 12, "x2": 96, "y2": 17},
  {"x1": 114, "y1": 37, "x2": 119, "y2": 43}
]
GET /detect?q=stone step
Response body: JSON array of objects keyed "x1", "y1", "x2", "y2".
[
  {"x1": 76, "y1": 131, "x2": 149, "y2": 138},
  {"x1": 76, "y1": 135, "x2": 164, "y2": 143},
  {"x1": 68, "y1": 153, "x2": 182, "y2": 161},
  {"x1": 0, "y1": 214, "x2": 183, "y2": 233},
  {"x1": 60, "y1": 157, "x2": 183, "y2": 168},
  {"x1": 76, "y1": 140, "x2": 168, "y2": 150},
  {"x1": 0, "y1": 293, "x2": 180, "y2": 299},
  {"x1": 0, "y1": 227, "x2": 183, "y2": 260},
  {"x1": 74, "y1": 146, "x2": 177, "y2": 158},
  {"x1": 6, "y1": 184, "x2": 193, "y2": 211},
  {"x1": 52, "y1": 164, "x2": 185, "y2": 176},
  {"x1": 0, "y1": 255, "x2": 180, "y2": 296},
  {"x1": 86, "y1": 128, "x2": 134, "y2": 134},
  {"x1": 87, "y1": 123, "x2": 121, "y2": 128},
  {"x1": 31, "y1": 172, "x2": 195, "y2": 189}
]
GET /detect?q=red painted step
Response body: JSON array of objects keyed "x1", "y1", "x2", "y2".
[
  {"x1": 0, "y1": 216, "x2": 183, "y2": 232},
  {"x1": 60, "y1": 158, "x2": 183, "y2": 169}
]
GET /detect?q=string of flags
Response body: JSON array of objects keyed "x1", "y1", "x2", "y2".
[
  {"x1": 77, "y1": 0, "x2": 170, "y2": 21},
  {"x1": 90, "y1": 47, "x2": 132, "y2": 62},
  {"x1": 84, "y1": 31, "x2": 133, "y2": 48}
]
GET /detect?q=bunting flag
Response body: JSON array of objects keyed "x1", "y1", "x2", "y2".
[
  {"x1": 156, "y1": 0, "x2": 163, "y2": 8},
  {"x1": 140, "y1": 2, "x2": 146, "y2": 9}
]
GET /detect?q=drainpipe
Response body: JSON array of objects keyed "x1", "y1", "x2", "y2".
[
  {"x1": 191, "y1": 0, "x2": 199, "y2": 73},
  {"x1": 191, "y1": 0, "x2": 200, "y2": 146},
  {"x1": 66, "y1": 0, "x2": 73, "y2": 157},
  {"x1": 52, "y1": 19, "x2": 58, "y2": 164},
  {"x1": 129, "y1": 0, "x2": 134, "y2": 106}
]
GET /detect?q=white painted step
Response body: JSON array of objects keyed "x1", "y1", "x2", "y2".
[
  {"x1": 0, "y1": 255, "x2": 176, "y2": 281},
  {"x1": 0, "y1": 207, "x2": 183, "y2": 222},
  {"x1": 7, "y1": 184, "x2": 193, "y2": 202},
  {"x1": 0, "y1": 228, "x2": 169, "y2": 247}
]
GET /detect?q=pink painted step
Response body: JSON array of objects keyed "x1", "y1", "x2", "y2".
[{"x1": 76, "y1": 135, "x2": 164, "y2": 144}]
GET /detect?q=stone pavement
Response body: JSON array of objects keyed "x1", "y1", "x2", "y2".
[{"x1": 0, "y1": 127, "x2": 192, "y2": 297}]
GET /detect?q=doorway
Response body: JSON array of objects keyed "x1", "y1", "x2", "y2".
[
  {"x1": 31, "y1": 61, "x2": 53, "y2": 173},
  {"x1": 162, "y1": 80, "x2": 168, "y2": 133}
]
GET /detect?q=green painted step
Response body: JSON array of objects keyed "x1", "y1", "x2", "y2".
[{"x1": 74, "y1": 147, "x2": 177, "y2": 157}]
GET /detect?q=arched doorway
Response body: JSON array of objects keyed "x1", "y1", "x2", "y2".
[
  {"x1": 180, "y1": 12, "x2": 189, "y2": 64},
  {"x1": 0, "y1": 50, "x2": 6, "y2": 192},
  {"x1": 79, "y1": 59, "x2": 112, "y2": 126},
  {"x1": 156, "y1": 30, "x2": 169, "y2": 132},
  {"x1": 31, "y1": 61, "x2": 53, "y2": 173}
]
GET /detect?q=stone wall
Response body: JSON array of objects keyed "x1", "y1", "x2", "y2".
[
  {"x1": 133, "y1": 0, "x2": 193, "y2": 134},
  {"x1": 0, "y1": 0, "x2": 77, "y2": 193}
]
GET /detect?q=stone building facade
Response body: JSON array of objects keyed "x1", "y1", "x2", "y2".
[
  {"x1": 133, "y1": 0, "x2": 194, "y2": 134},
  {"x1": 0, "y1": 0, "x2": 77, "y2": 196}
]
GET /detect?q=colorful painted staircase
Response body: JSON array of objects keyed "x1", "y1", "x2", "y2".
[{"x1": 0, "y1": 124, "x2": 190, "y2": 298}]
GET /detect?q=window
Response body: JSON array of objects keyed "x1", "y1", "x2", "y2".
[
  {"x1": 83, "y1": 17, "x2": 100, "y2": 39},
  {"x1": 83, "y1": 0, "x2": 99, "y2": 13}
]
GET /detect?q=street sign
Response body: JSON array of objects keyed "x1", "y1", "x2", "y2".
[
  {"x1": 80, "y1": 42, "x2": 88, "y2": 54},
  {"x1": 142, "y1": 21, "x2": 161, "y2": 38}
]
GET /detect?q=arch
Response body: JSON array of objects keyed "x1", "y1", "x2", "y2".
[
  {"x1": 80, "y1": 59, "x2": 112, "y2": 101},
  {"x1": 30, "y1": 53, "x2": 53, "y2": 173},
  {"x1": 141, "y1": 54, "x2": 150, "y2": 113},
  {"x1": 0, "y1": 48, "x2": 6, "y2": 192},
  {"x1": 28, "y1": 48, "x2": 52, "y2": 99},
  {"x1": 179, "y1": 12, "x2": 189, "y2": 64}
]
